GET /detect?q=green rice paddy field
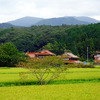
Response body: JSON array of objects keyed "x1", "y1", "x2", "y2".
[{"x1": 0, "y1": 65, "x2": 100, "y2": 100}]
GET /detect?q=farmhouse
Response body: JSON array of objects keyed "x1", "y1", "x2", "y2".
[
  {"x1": 59, "y1": 52, "x2": 82, "y2": 64},
  {"x1": 94, "y1": 51, "x2": 100, "y2": 63},
  {"x1": 26, "y1": 49, "x2": 82, "y2": 64},
  {"x1": 26, "y1": 49, "x2": 55, "y2": 58}
]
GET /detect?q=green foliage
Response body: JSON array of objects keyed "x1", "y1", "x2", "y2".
[
  {"x1": 0, "y1": 42, "x2": 25, "y2": 67},
  {"x1": 16, "y1": 56, "x2": 66, "y2": 85},
  {"x1": 0, "y1": 24, "x2": 100, "y2": 60},
  {"x1": 42, "y1": 41, "x2": 67, "y2": 54}
]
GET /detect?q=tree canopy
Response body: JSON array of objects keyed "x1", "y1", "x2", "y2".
[
  {"x1": 17, "y1": 56, "x2": 66, "y2": 85},
  {"x1": 0, "y1": 42, "x2": 24, "y2": 67},
  {"x1": 0, "y1": 23, "x2": 100, "y2": 60}
]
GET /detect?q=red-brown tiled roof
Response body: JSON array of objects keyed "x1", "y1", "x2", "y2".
[
  {"x1": 26, "y1": 49, "x2": 55, "y2": 58},
  {"x1": 63, "y1": 52, "x2": 79, "y2": 59},
  {"x1": 25, "y1": 52, "x2": 36, "y2": 58},
  {"x1": 34, "y1": 53, "x2": 52, "y2": 56},
  {"x1": 39, "y1": 49, "x2": 56, "y2": 55},
  {"x1": 26, "y1": 53, "x2": 35, "y2": 54}
]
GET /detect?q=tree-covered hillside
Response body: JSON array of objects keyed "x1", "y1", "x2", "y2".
[
  {"x1": 0, "y1": 23, "x2": 14, "y2": 28},
  {"x1": 0, "y1": 23, "x2": 100, "y2": 60}
]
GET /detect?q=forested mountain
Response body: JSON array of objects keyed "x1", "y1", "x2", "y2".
[
  {"x1": 0, "y1": 23, "x2": 14, "y2": 28},
  {"x1": 0, "y1": 23, "x2": 100, "y2": 60},
  {"x1": 7, "y1": 16, "x2": 100, "y2": 27},
  {"x1": 8, "y1": 16, "x2": 43, "y2": 27},
  {"x1": 2, "y1": 16, "x2": 98, "y2": 28},
  {"x1": 35, "y1": 17, "x2": 89, "y2": 26},
  {"x1": 74, "y1": 16, "x2": 99, "y2": 23},
  {"x1": 0, "y1": 23, "x2": 23, "y2": 29}
]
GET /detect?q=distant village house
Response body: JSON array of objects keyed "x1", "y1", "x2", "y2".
[
  {"x1": 26, "y1": 49, "x2": 55, "y2": 58},
  {"x1": 94, "y1": 51, "x2": 100, "y2": 64},
  {"x1": 59, "y1": 52, "x2": 82, "y2": 64},
  {"x1": 26, "y1": 50, "x2": 82, "y2": 64}
]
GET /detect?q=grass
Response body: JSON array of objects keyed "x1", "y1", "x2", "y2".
[
  {"x1": 0, "y1": 83, "x2": 100, "y2": 100},
  {"x1": 94, "y1": 65, "x2": 100, "y2": 68},
  {"x1": 0, "y1": 67, "x2": 28, "y2": 74},
  {"x1": 0, "y1": 66, "x2": 100, "y2": 100},
  {"x1": 0, "y1": 67, "x2": 100, "y2": 86}
]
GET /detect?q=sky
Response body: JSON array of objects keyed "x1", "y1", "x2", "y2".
[{"x1": 0, "y1": 0, "x2": 100, "y2": 23}]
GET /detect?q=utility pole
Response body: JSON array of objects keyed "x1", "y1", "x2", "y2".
[{"x1": 87, "y1": 47, "x2": 88, "y2": 62}]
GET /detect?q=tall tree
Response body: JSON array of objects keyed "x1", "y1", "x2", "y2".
[{"x1": 0, "y1": 42, "x2": 23, "y2": 67}]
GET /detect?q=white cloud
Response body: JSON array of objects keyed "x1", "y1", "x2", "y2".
[{"x1": 0, "y1": 0, "x2": 100, "y2": 22}]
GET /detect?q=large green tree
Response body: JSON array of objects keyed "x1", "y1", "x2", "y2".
[{"x1": 0, "y1": 42, "x2": 24, "y2": 67}]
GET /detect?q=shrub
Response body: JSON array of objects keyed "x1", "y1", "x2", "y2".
[{"x1": 16, "y1": 56, "x2": 67, "y2": 85}]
